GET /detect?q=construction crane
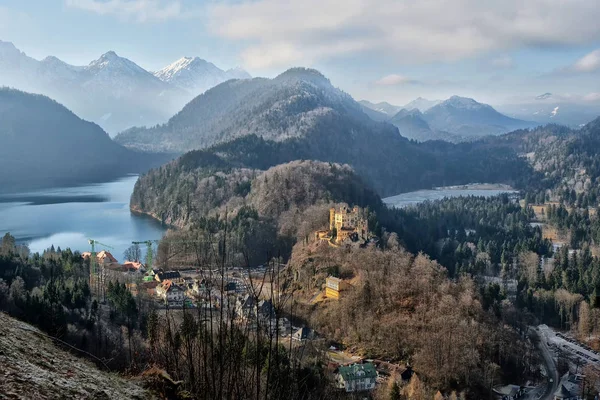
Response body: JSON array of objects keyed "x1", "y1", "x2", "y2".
[
  {"x1": 88, "y1": 239, "x2": 114, "y2": 275},
  {"x1": 131, "y1": 240, "x2": 156, "y2": 270},
  {"x1": 88, "y1": 239, "x2": 113, "y2": 301},
  {"x1": 132, "y1": 238, "x2": 208, "y2": 269}
]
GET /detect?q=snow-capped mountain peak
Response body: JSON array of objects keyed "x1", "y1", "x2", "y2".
[
  {"x1": 536, "y1": 92, "x2": 553, "y2": 100},
  {"x1": 153, "y1": 56, "x2": 251, "y2": 94},
  {"x1": 154, "y1": 56, "x2": 221, "y2": 82},
  {"x1": 86, "y1": 51, "x2": 150, "y2": 77}
]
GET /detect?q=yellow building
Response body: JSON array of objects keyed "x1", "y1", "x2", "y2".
[
  {"x1": 325, "y1": 276, "x2": 342, "y2": 299},
  {"x1": 329, "y1": 206, "x2": 368, "y2": 243}
]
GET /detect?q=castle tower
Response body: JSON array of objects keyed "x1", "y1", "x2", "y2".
[{"x1": 329, "y1": 207, "x2": 336, "y2": 231}]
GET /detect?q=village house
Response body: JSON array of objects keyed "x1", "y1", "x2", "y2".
[
  {"x1": 155, "y1": 270, "x2": 183, "y2": 284},
  {"x1": 292, "y1": 327, "x2": 314, "y2": 341},
  {"x1": 235, "y1": 295, "x2": 277, "y2": 331},
  {"x1": 122, "y1": 261, "x2": 145, "y2": 272},
  {"x1": 156, "y1": 279, "x2": 186, "y2": 303},
  {"x1": 493, "y1": 384, "x2": 524, "y2": 400},
  {"x1": 553, "y1": 373, "x2": 584, "y2": 400},
  {"x1": 325, "y1": 276, "x2": 345, "y2": 299},
  {"x1": 82, "y1": 250, "x2": 119, "y2": 267},
  {"x1": 335, "y1": 363, "x2": 377, "y2": 392}
]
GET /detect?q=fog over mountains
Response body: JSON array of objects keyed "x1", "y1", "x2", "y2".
[{"x1": 0, "y1": 40, "x2": 250, "y2": 134}]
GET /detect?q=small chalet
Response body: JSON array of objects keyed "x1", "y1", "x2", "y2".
[{"x1": 335, "y1": 363, "x2": 377, "y2": 392}]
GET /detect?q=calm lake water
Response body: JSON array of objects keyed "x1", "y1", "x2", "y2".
[
  {"x1": 383, "y1": 188, "x2": 517, "y2": 208},
  {"x1": 0, "y1": 176, "x2": 166, "y2": 262}
]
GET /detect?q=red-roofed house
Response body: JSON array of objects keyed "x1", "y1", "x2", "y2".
[{"x1": 156, "y1": 279, "x2": 186, "y2": 303}]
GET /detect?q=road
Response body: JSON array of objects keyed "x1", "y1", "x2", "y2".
[{"x1": 530, "y1": 327, "x2": 559, "y2": 400}]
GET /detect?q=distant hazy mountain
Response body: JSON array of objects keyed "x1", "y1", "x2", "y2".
[
  {"x1": 403, "y1": 97, "x2": 441, "y2": 112},
  {"x1": 388, "y1": 108, "x2": 462, "y2": 142},
  {"x1": 153, "y1": 56, "x2": 250, "y2": 95},
  {"x1": 0, "y1": 40, "x2": 249, "y2": 134},
  {"x1": 358, "y1": 100, "x2": 403, "y2": 116},
  {"x1": 0, "y1": 88, "x2": 171, "y2": 191},
  {"x1": 422, "y1": 96, "x2": 535, "y2": 138},
  {"x1": 496, "y1": 94, "x2": 600, "y2": 128}
]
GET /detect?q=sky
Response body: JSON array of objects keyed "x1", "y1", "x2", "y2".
[{"x1": 1, "y1": 0, "x2": 600, "y2": 106}]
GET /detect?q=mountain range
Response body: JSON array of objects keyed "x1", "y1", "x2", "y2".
[
  {"x1": 115, "y1": 67, "x2": 534, "y2": 197},
  {"x1": 362, "y1": 96, "x2": 536, "y2": 142},
  {"x1": 0, "y1": 40, "x2": 250, "y2": 134}
]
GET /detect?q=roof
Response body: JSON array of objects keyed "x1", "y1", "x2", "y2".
[
  {"x1": 326, "y1": 276, "x2": 341, "y2": 284},
  {"x1": 161, "y1": 280, "x2": 183, "y2": 293},
  {"x1": 493, "y1": 385, "x2": 520, "y2": 397},
  {"x1": 97, "y1": 251, "x2": 118, "y2": 263},
  {"x1": 554, "y1": 384, "x2": 573, "y2": 398},
  {"x1": 156, "y1": 271, "x2": 181, "y2": 281},
  {"x1": 338, "y1": 363, "x2": 377, "y2": 382},
  {"x1": 293, "y1": 327, "x2": 312, "y2": 340},
  {"x1": 123, "y1": 261, "x2": 143, "y2": 270}
]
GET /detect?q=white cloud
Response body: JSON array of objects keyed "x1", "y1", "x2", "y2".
[
  {"x1": 583, "y1": 92, "x2": 600, "y2": 102},
  {"x1": 374, "y1": 74, "x2": 417, "y2": 86},
  {"x1": 572, "y1": 49, "x2": 600, "y2": 72},
  {"x1": 490, "y1": 55, "x2": 515, "y2": 69},
  {"x1": 65, "y1": 0, "x2": 182, "y2": 22},
  {"x1": 208, "y1": 0, "x2": 600, "y2": 69}
]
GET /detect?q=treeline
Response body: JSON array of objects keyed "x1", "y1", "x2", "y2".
[
  {"x1": 378, "y1": 195, "x2": 552, "y2": 277},
  {"x1": 0, "y1": 233, "x2": 143, "y2": 370}
]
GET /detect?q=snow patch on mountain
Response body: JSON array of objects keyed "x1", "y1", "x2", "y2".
[{"x1": 154, "y1": 56, "x2": 251, "y2": 94}]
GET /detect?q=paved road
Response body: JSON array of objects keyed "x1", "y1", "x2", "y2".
[{"x1": 531, "y1": 327, "x2": 559, "y2": 400}]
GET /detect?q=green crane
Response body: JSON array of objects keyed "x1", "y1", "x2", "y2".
[
  {"x1": 132, "y1": 240, "x2": 156, "y2": 270},
  {"x1": 132, "y1": 238, "x2": 207, "y2": 269},
  {"x1": 88, "y1": 239, "x2": 114, "y2": 276},
  {"x1": 88, "y1": 239, "x2": 113, "y2": 301}
]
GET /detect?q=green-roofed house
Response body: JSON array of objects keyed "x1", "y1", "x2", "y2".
[{"x1": 336, "y1": 363, "x2": 377, "y2": 392}]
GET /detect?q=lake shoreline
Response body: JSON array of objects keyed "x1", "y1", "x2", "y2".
[{"x1": 433, "y1": 183, "x2": 515, "y2": 191}]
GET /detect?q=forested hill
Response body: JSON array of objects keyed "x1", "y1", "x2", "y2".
[
  {"x1": 131, "y1": 159, "x2": 382, "y2": 264},
  {"x1": 0, "y1": 88, "x2": 172, "y2": 191},
  {"x1": 483, "y1": 117, "x2": 600, "y2": 204},
  {"x1": 114, "y1": 67, "x2": 400, "y2": 153}
]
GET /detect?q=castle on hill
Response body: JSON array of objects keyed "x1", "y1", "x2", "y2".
[{"x1": 316, "y1": 205, "x2": 369, "y2": 244}]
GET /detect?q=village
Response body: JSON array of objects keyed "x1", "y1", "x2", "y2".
[
  {"x1": 80, "y1": 202, "x2": 600, "y2": 398},
  {"x1": 75, "y1": 205, "x2": 427, "y2": 395}
]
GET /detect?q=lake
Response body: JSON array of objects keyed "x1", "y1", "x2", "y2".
[
  {"x1": 0, "y1": 176, "x2": 166, "y2": 262},
  {"x1": 383, "y1": 187, "x2": 517, "y2": 208}
]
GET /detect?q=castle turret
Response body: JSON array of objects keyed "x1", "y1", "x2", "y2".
[{"x1": 329, "y1": 207, "x2": 336, "y2": 231}]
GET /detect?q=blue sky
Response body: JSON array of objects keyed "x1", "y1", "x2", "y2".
[{"x1": 2, "y1": 0, "x2": 600, "y2": 106}]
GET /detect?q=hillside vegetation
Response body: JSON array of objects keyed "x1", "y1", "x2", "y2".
[
  {"x1": 289, "y1": 242, "x2": 537, "y2": 397},
  {"x1": 0, "y1": 312, "x2": 153, "y2": 399}
]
